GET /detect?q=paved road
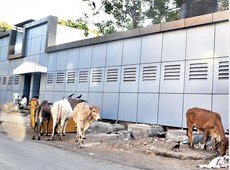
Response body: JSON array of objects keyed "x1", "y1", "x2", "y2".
[{"x1": 0, "y1": 133, "x2": 140, "y2": 170}]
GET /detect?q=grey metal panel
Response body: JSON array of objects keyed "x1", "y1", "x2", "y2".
[
  {"x1": 44, "y1": 92, "x2": 54, "y2": 103},
  {"x1": 162, "y1": 30, "x2": 186, "y2": 61},
  {"x1": 118, "y1": 93, "x2": 138, "y2": 122},
  {"x1": 102, "y1": 93, "x2": 119, "y2": 120},
  {"x1": 122, "y1": 37, "x2": 141, "y2": 65},
  {"x1": 48, "y1": 52, "x2": 57, "y2": 71},
  {"x1": 53, "y1": 92, "x2": 65, "y2": 101},
  {"x1": 186, "y1": 25, "x2": 214, "y2": 60},
  {"x1": 106, "y1": 40, "x2": 123, "y2": 66},
  {"x1": 212, "y1": 95, "x2": 229, "y2": 131},
  {"x1": 158, "y1": 94, "x2": 183, "y2": 127},
  {"x1": 139, "y1": 63, "x2": 160, "y2": 93},
  {"x1": 78, "y1": 46, "x2": 92, "y2": 69},
  {"x1": 0, "y1": 46, "x2": 8, "y2": 61},
  {"x1": 213, "y1": 57, "x2": 229, "y2": 94},
  {"x1": 39, "y1": 74, "x2": 46, "y2": 92},
  {"x1": 137, "y1": 93, "x2": 158, "y2": 124},
  {"x1": 160, "y1": 61, "x2": 185, "y2": 93},
  {"x1": 141, "y1": 34, "x2": 162, "y2": 63},
  {"x1": 0, "y1": 91, "x2": 6, "y2": 103},
  {"x1": 215, "y1": 22, "x2": 229, "y2": 57},
  {"x1": 24, "y1": 38, "x2": 31, "y2": 56},
  {"x1": 88, "y1": 92, "x2": 103, "y2": 109},
  {"x1": 182, "y1": 94, "x2": 212, "y2": 128},
  {"x1": 67, "y1": 48, "x2": 79, "y2": 70},
  {"x1": 184, "y1": 59, "x2": 213, "y2": 94},
  {"x1": 39, "y1": 53, "x2": 48, "y2": 67},
  {"x1": 57, "y1": 50, "x2": 68, "y2": 70},
  {"x1": 89, "y1": 67, "x2": 105, "y2": 92},
  {"x1": 40, "y1": 35, "x2": 47, "y2": 53},
  {"x1": 91, "y1": 44, "x2": 107, "y2": 67},
  {"x1": 5, "y1": 91, "x2": 12, "y2": 103},
  {"x1": 76, "y1": 68, "x2": 90, "y2": 92},
  {"x1": 120, "y1": 65, "x2": 139, "y2": 92},
  {"x1": 65, "y1": 70, "x2": 77, "y2": 92},
  {"x1": 30, "y1": 55, "x2": 40, "y2": 63},
  {"x1": 104, "y1": 66, "x2": 121, "y2": 93},
  {"x1": 30, "y1": 37, "x2": 42, "y2": 55}
]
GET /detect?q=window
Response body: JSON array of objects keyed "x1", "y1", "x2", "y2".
[
  {"x1": 8, "y1": 76, "x2": 13, "y2": 85},
  {"x1": 189, "y1": 63, "x2": 208, "y2": 80},
  {"x1": 56, "y1": 72, "x2": 65, "y2": 84},
  {"x1": 142, "y1": 65, "x2": 157, "y2": 81},
  {"x1": 123, "y1": 67, "x2": 136, "y2": 82},
  {"x1": 218, "y1": 60, "x2": 229, "y2": 80},
  {"x1": 107, "y1": 69, "x2": 118, "y2": 82},
  {"x1": 47, "y1": 73, "x2": 54, "y2": 84},
  {"x1": 67, "y1": 71, "x2": 76, "y2": 83},
  {"x1": 92, "y1": 69, "x2": 102, "y2": 83},
  {"x1": 79, "y1": 71, "x2": 88, "y2": 83},
  {"x1": 14, "y1": 75, "x2": 19, "y2": 85},
  {"x1": 164, "y1": 64, "x2": 180, "y2": 80},
  {"x1": 2, "y1": 77, "x2": 7, "y2": 85}
]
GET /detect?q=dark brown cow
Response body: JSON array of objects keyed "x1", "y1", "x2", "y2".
[
  {"x1": 186, "y1": 107, "x2": 228, "y2": 155},
  {"x1": 32, "y1": 100, "x2": 51, "y2": 140}
]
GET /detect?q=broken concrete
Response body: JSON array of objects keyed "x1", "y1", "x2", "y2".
[
  {"x1": 127, "y1": 123, "x2": 164, "y2": 137},
  {"x1": 88, "y1": 121, "x2": 126, "y2": 133}
]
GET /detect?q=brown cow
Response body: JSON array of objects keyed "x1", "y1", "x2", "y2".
[
  {"x1": 186, "y1": 107, "x2": 228, "y2": 155},
  {"x1": 72, "y1": 102, "x2": 100, "y2": 145}
]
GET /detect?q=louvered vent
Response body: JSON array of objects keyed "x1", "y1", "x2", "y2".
[
  {"x1": 218, "y1": 61, "x2": 229, "y2": 80},
  {"x1": 56, "y1": 72, "x2": 64, "y2": 84},
  {"x1": 107, "y1": 69, "x2": 118, "y2": 82},
  {"x1": 2, "y1": 77, "x2": 7, "y2": 85},
  {"x1": 14, "y1": 75, "x2": 19, "y2": 85},
  {"x1": 123, "y1": 67, "x2": 136, "y2": 82},
  {"x1": 189, "y1": 63, "x2": 208, "y2": 80},
  {"x1": 67, "y1": 71, "x2": 76, "y2": 83},
  {"x1": 92, "y1": 70, "x2": 103, "y2": 83},
  {"x1": 164, "y1": 64, "x2": 180, "y2": 80},
  {"x1": 47, "y1": 73, "x2": 54, "y2": 84},
  {"x1": 142, "y1": 65, "x2": 157, "y2": 81},
  {"x1": 79, "y1": 71, "x2": 88, "y2": 83},
  {"x1": 8, "y1": 76, "x2": 13, "y2": 85}
]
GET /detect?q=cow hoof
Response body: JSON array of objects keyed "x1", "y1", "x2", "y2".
[
  {"x1": 38, "y1": 137, "x2": 41, "y2": 140},
  {"x1": 62, "y1": 133, "x2": 66, "y2": 136},
  {"x1": 32, "y1": 136, "x2": 35, "y2": 140}
]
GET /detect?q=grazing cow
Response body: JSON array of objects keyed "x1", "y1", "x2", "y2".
[
  {"x1": 50, "y1": 99, "x2": 73, "y2": 141},
  {"x1": 32, "y1": 100, "x2": 51, "y2": 140},
  {"x1": 72, "y1": 102, "x2": 100, "y2": 145},
  {"x1": 186, "y1": 107, "x2": 228, "y2": 155}
]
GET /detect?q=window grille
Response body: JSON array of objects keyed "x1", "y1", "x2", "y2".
[
  {"x1": 2, "y1": 77, "x2": 7, "y2": 85},
  {"x1": 8, "y1": 76, "x2": 13, "y2": 85},
  {"x1": 92, "y1": 69, "x2": 102, "y2": 83},
  {"x1": 14, "y1": 75, "x2": 19, "y2": 85},
  {"x1": 142, "y1": 65, "x2": 157, "y2": 81},
  {"x1": 218, "y1": 60, "x2": 229, "y2": 80},
  {"x1": 189, "y1": 63, "x2": 208, "y2": 80},
  {"x1": 56, "y1": 72, "x2": 64, "y2": 84},
  {"x1": 79, "y1": 71, "x2": 88, "y2": 83},
  {"x1": 164, "y1": 64, "x2": 180, "y2": 80},
  {"x1": 67, "y1": 71, "x2": 76, "y2": 83},
  {"x1": 47, "y1": 73, "x2": 54, "y2": 84},
  {"x1": 123, "y1": 67, "x2": 136, "y2": 82},
  {"x1": 107, "y1": 69, "x2": 118, "y2": 82}
]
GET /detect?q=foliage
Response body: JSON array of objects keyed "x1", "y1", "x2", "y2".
[
  {"x1": 58, "y1": 13, "x2": 90, "y2": 37},
  {"x1": 218, "y1": 0, "x2": 229, "y2": 10},
  {"x1": 0, "y1": 21, "x2": 12, "y2": 32}
]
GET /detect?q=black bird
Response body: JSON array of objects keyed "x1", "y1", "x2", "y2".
[
  {"x1": 127, "y1": 131, "x2": 135, "y2": 140},
  {"x1": 171, "y1": 141, "x2": 180, "y2": 151}
]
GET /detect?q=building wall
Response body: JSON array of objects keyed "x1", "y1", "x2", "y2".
[{"x1": 0, "y1": 13, "x2": 229, "y2": 130}]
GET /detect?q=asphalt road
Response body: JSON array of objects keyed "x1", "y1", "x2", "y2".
[{"x1": 0, "y1": 133, "x2": 140, "y2": 170}]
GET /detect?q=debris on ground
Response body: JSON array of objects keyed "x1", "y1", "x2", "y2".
[{"x1": 198, "y1": 155, "x2": 229, "y2": 169}]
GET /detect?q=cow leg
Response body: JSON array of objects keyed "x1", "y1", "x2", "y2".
[
  {"x1": 203, "y1": 130, "x2": 209, "y2": 150},
  {"x1": 37, "y1": 117, "x2": 43, "y2": 140},
  {"x1": 32, "y1": 122, "x2": 37, "y2": 140},
  {"x1": 45, "y1": 119, "x2": 50, "y2": 136},
  {"x1": 62, "y1": 118, "x2": 69, "y2": 136},
  {"x1": 50, "y1": 119, "x2": 57, "y2": 141},
  {"x1": 59, "y1": 119, "x2": 65, "y2": 141},
  {"x1": 187, "y1": 124, "x2": 194, "y2": 148}
]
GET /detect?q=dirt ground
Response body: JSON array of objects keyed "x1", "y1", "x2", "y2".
[{"x1": 0, "y1": 111, "x2": 229, "y2": 170}]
